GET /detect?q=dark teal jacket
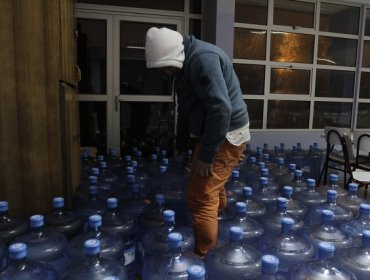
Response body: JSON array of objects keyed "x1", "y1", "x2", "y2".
[{"x1": 174, "y1": 35, "x2": 249, "y2": 163}]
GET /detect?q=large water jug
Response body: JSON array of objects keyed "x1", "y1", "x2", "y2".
[
  {"x1": 102, "y1": 198, "x2": 138, "y2": 280},
  {"x1": 68, "y1": 215, "x2": 126, "y2": 267},
  {"x1": 340, "y1": 203, "x2": 370, "y2": 247},
  {"x1": 276, "y1": 163, "x2": 296, "y2": 187},
  {"x1": 218, "y1": 202, "x2": 264, "y2": 246},
  {"x1": 64, "y1": 239, "x2": 127, "y2": 280},
  {"x1": 45, "y1": 197, "x2": 83, "y2": 240},
  {"x1": 140, "y1": 210, "x2": 194, "y2": 258},
  {"x1": 260, "y1": 255, "x2": 289, "y2": 280},
  {"x1": 204, "y1": 226, "x2": 262, "y2": 280},
  {"x1": 338, "y1": 183, "x2": 368, "y2": 216},
  {"x1": 258, "y1": 197, "x2": 304, "y2": 237},
  {"x1": 0, "y1": 243, "x2": 59, "y2": 279},
  {"x1": 0, "y1": 239, "x2": 6, "y2": 270},
  {"x1": 81, "y1": 149, "x2": 93, "y2": 180},
  {"x1": 304, "y1": 143, "x2": 323, "y2": 180},
  {"x1": 141, "y1": 232, "x2": 203, "y2": 280},
  {"x1": 131, "y1": 159, "x2": 149, "y2": 187},
  {"x1": 81, "y1": 169, "x2": 113, "y2": 194},
  {"x1": 253, "y1": 177, "x2": 279, "y2": 214},
  {"x1": 319, "y1": 173, "x2": 348, "y2": 197},
  {"x1": 335, "y1": 230, "x2": 370, "y2": 280},
  {"x1": 224, "y1": 170, "x2": 245, "y2": 196},
  {"x1": 187, "y1": 264, "x2": 206, "y2": 280},
  {"x1": 13, "y1": 215, "x2": 71, "y2": 276},
  {"x1": 305, "y1": 190, "x2": 353, "y2": 226},
  {"x1": 284, "y1": 170, "x2": 307, "y2": 193},
  {"x1": 289, "y1": 242, "x2": 356, "y2": 279},
  {"x1": 138, "y1": 194, "x2": 166, "y2": 232},
  {"x1": 240, "y1": 186, "x2": 266, "y2": 217},
  {"x1": 99, "y1": 161, "x2": 119, "y2": 188},
  {"x1": 114, "y1": 171, "x2": 137, "y2": 201},
  {"x1": 258, "y1": 217, "x2": 314, "y2": 272},
  {"x1": 239, "y1": 156, "x2": 259, "y2": 183},
  {"x1": 286, "y1": 143, "x2": 306, "y2": 170},
  {"x1": 300, "y1": 210, "x2": 353, "y2": 251},
  {"x1": 293, "y1": 178, "x2": 326, "y2": 207},
  {"x1": 106, "y1": 147, "x2": 123, "y2": 174},
  {"x1": 0, "y1": 201, "x2": 28, "y2": 244},
  {"x1": 281, "y1": 186, "x2": 308, "y2": 220},
  {"x1": 143, "y1": 154, "x2": 161, "y2": 177},
  {"x1": 259, "y1": 168, "x2": 279, "y2": 191}
]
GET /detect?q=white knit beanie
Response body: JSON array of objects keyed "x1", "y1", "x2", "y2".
[{"x1": 145, "y1": 27, "x2": 185, "y2": 69}]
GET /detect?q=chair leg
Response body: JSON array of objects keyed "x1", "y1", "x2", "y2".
[
  {"x1": 317, "y1": 160, "x2": 328, "y2": 188},
  {"x1": 323, "y1": 161, "x2": 328, "y2": 185}
]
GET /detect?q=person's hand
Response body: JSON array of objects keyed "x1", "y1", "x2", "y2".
[{"x1": 194, "y1": 159, "x2": 213, "y2": 177}]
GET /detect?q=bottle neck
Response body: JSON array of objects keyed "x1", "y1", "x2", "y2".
[
  {"x1": 163, "y1": 220, "x2": 175, "y2": 231},
  {"x1": 168, "y1": 246, "x2": 182, "y2": 257},
  {"x1": 53, "y1": 207, "x2": 65, "y2": 217}
]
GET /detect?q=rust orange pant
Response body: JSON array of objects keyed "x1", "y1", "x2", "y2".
[{"x1": 186, "y1": 139, "x2": 246, "y2": 257}]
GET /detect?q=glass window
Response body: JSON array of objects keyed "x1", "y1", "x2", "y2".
[
  {"x1": 362, "y1": 41, "x2": 370, "y2": 68},
  {"x1": 365, "y1": 9, "x2": 370, "y2": 37},
  {"x1": 270, "y1": 32, "x2": 314, "y2": 63},
  {"x1": 234, "y1": 64, "x2": 265, "y2": 95},
  {"x1": 267, "y1": 100, "x2": 310, "y2": 129},
  {"x1": 234, "y1": 28, "x2": 267, "y2": 60},
  {"x1": 120, "y1": 102, "x2": 175, "y2": 156},
  {"x1": 274, "y1": 0, "x2": 315, "y2": 29},
  {"x1": 313, "y1": 102, "x2": 352, "y2": 129},
  {"x1": 360, "y1": 72, "x2": 370, "y2": 99},
  {"x1": 317, "y1": 36, "x2": 357, "y2": 67},
  {"x1": 190, "y1": 0, "x2": 202, "y2": 14},
  {"x1": 319, "y1": 3, "x2": 360, "y2": 35},
  {"x1": 77, "y1": 0, "x2": 184, "y2": 11},
  {"x1": 77, "y1": 19, "x2": 107, "y2": 94},
  {"x1": 315, "y1": 70, "x2": 355, "y2": 98},
  {"x1": 189, "y1": 19, "x2": 201, "y2": 39},
  {"x1": 120, "y1": 21, "x2": 175, "y2": 95},
  {"x1": 246, "y1": 99, "x2": 263, "y2": 129},
  {"x1": 79, "y1": 101, "x2": 107, "y2": 154},
  {"x1": 357, "y1": 103, "x2": 370, "y2": 129},
  {"x1": 270, "y1": 68, "x2": 310, "y2": 95},
  {"x1": 235, "y1": 0, "x2": 268, "y2": 25}
]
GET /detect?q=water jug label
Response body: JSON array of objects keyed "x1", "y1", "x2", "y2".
[{"x1": 124, "y1": 246, "x2": 136, "y2": 265}]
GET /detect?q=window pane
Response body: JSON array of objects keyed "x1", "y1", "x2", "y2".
[
  {"x1": 366, "y1": 9, "x2": 370, "y2": 36},
  {"x1": 313, "y1": 102, "x2": 352, "y2": 129},
  {"x1": 362, "y1": 41, "x2": 370, "y2": 68},
  {"x1": 274, "y1": 0, "x2": 314, "y2": 29},
  {"x1": 360, "y1": 72, "x2": 370, "y2": 99},
  {"x1": 189, "y1": 19, "x2": 201, "y2": 39},
  {"x1": 315, "y1": 70, "x2": 355, "y2": 98},
  {"x1": 270, "y1": 68, "x2": 310, "y2": 95},
  {"x1": 79, "y1": 101, "x2": 107, "y2": 154},
  {"x1": 320, "y1": 3, "x2": 360, "y2": 35},
  {"x1": 267, "y1": 101, "x2": 309, "y2": 129},
  {"x1": 120, "y1": 21, "x2": 175, "y2": 95},
  {"x1": 270, "y1": 32, "x2": 314, "y2": 63},
  {"x1": 317, "y1": 36, "x2": 357, "y2": 67},
  {"x1": 234, "y1": 64, "x2": 265, "y2": 95},
  {"x1": 357, "y1": 103, "x2": 370, "y2": 129},
  {"x1": 190, "y1": 0, "x2": 201, "y2": 14},
  {"x1": 77, "y1": 19, "x2": 107, "y2": 94},
  {"x1": 235, "y1": 0, "x2": 268, "y2": 25},
  {"x1": 120, "y1": 102, "x2": 175, "y2": 156},
  {"x1": 77, "y1": 0, "x2": 184, "y2": 11},
  {"x1": 246, "y1": 99, "x2": 263, "y2": 129},
  {"x1": 234, "y1": 28, "x2": 266, "y2": 60}
]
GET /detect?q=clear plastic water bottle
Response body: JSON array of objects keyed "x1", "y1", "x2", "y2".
[
  {"x1": 286, "y1": 170, "x2": 307, "y2": 193},
  {"x1": 305, "y1": 190, "x2": 353, "y2": 226},
  {"x1": 225, "y1": 170, "x2": 245, "y2": 196},
  {"x1": 204, "y1": 226, "x2": 262, "y2": 280},
  {"x1": 300, "y1": 210, "x2": 353, "y2": 251},
  {"x1": 240, "y1": 186, "x2": 266, "y2": 217},
  {"x1": 258, "y1": 197, "x2": 304, "y2": 237},
  {"x1": 0, "y1": 239, "x2": 6, "y2": 270},
  {"x1": 0, "y1": 201, "x2": 28, "y2": 244},
  {"x1": 289, "y1": 242, "x2": 356, "y2": 279},
  {"x1": 293, "y1": 178, "x2": 326, "y2": 207},
  {"x1": 340, "y1": 203, "x2": 370, "y2": 247},
  {"x1": 0, "y1": 243, "x2": 59, "y2": 279},
  {"x1": 337, "y1": 183, "x2": 368, "y2": 216},
  {"x1": 253, "y1": 177, "x2": 279, "y2": 214},
  {"x1": 64, "y1": 239, "x2": 127, "y2": 280},
  {"x1": 138, "y1": 194, "x2": 166, "y2": 232},
  {"x1": 319, "y1": 173, "x2": 348, "y2": 197},
  {"x1": 281, "y1": 186, "x2": 308, "y2": 220},
  {"x1": 187, "y1": 264, "x2": 206, "y2": 280},
  {"x1": 258, "y1": 217, "x2": 314, "y2": 272},
  {"x1": 218, "y1": 202, "x2": 264, "y2": 246},
  {"x1": 260, "y1": 255, "x2": 289, "y2": 280},
  {"x1": 99, "y1": 161, "x2": 119, "y2": 187},
  {"x1": 13, "y1": 214, "x2": 71, "y2": 276},
  {"x1": 45, "y1": 197, "x2": 83, "y2": 240},
  {"x1": 141, "y1": 232, "x2": 203, "y2": 280},
  {"x1": 335, "y1": 230, "x2": 370, "y2": 280}
]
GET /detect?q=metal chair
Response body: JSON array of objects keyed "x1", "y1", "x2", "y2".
[{"x1": 353, "y1": 131, "x2": 370, "y2": 171}]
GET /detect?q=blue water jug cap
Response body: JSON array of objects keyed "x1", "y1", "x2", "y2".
[
  {"x1": 288, "y1": 163, "x2": 296, "y2": 171},
  {"x1": 8, "y1": 243, "x2": 27, "y2": 260},
  {"x1": 230, "y1": 226, "x2": 243, "y2": 241},
  {"x1": 89, "y1": 185, "x2": 98, "y2": 194},
  {"x1": 321, "y1": 210, "x2": 334, "y2": 222},
  {"x1": 89, "y1": 175, "x2": 98, "y2": 184},
  {"x1": 232, "y1": 170, "x2": 239, "y2": 177},
  {"x1": 307, "y1": 179, "x2": 315, "y2": 187},
  {"x1": 249, "y1": 157, "x2": 256, "y2": 163},
  {"x1": 187, "y1": 265, "x2": 206, "y2": 279},
  {"x1": 261, "y1": 168, "x2": 268, "y2": 176},
  {"x1": 0, "y1": 201, "x2": 9, "y2": 212},
  {"x1": 30, "y1": 214, "x2": 44, "y2": 228},
  {"x1": 126, "y1": 166, "x2": 134, "y2": 174},
  {"x1": 162, "y1": 210, "x2": 175, "y2": 222},
  {"x1": 281, "y1": 217, "x2": 294, "y2": 234},
  {"x1": 100, "y1": 161, "x2": 107, "y2": 168},
  {"x1": 108, "y1": 147, "x2": 116, "y2": 156},
  {"x1": 236, "y1": 202, "x2": 247, "y2": 213},
  {"x1": 360, "y1": 203, "x2": 370, "y2": 214},
  {"x1": 103, "y1": 277, "x2": 119, "y2": 280},
  {"x1": 362, "y1": 230, "x2": 370, "y2": 247},
  {"x1": 137, "y1": 150, "x2": 142, "y2": 157},
  {"x1": 89, "y1": 215, "x2": 102, "y2": 227},
  {"x1": 97, "y1": 155, "x2": 104, "y2": 161},
  {"x1": 107, "y1": 197, "x2": 118, "y2": 208},
  {"x1": 84, "y1": 239, "x2": 100, "y2": 256},
  {"x1": 162, "y1": 158, "x2": 169, "y2": 165},
  {"x1": 318, "y1": 242, "x2": 335, "y2": 260},
  {"x1": 127, "y1": 175, "x2": 135, "y2": 183},
  {"x1": 243, "y1": 186, "x2": 252, "y2": 196},
  {"x1": 161, "y1": 150, "x2": 167, "y2": 155},
  {"x1": 91, "y1": 168, "x2": 99, "y2": 175},
  {"x1": 53, "y1": 197, "x2": 64, "y2": 208},
  {"x1": 283, "y1": 186, "x2": 293, "y2": 196},
  {"x1": 168, "y1": 232, "x2": 182, "y2": 248},
  {"x1": 124, "y1": 155, "x2": 131, "y2": 161},
  {"x1": 262, "y1": 255, "x2": 279, "y2": 274},
  {"x1": 260, "y1": 177, "x2": 268, "y2": 185},
  {"x1": 263, "y1": 153, "x2": 269, "y2": 160},
  {"x1": 348, "y1": 183, "x2": 358, "y2": 192},
  {"x1": 131, "y1": 160, "x2": 138, "y2": 167},
  {"x1": 155, "y1": 194, "x2": 165, "y2": 204},
  {"x1": 82, "y1": 149, "x2": 88, "y2": 157},
  {"x1": 160, "y1": 165, "x2": 167, "y2": 173},
  {"x1": 256, "y1": 146, "x2": 261, "y2": 152},
  {"x1": 327, "y1": 190, "x2": 337, "y2": 199},
  {"x1": 151, "y1": 154, "x2": 157, "y2": 160},
  {"x1": 277, "y1": 197, "x2": 288, "y2": 208},
  {"x1": 294, "y1": 170, "x2": 302, "y2": 176},
  {"x1": 258, "y1": 162, "x2": 266, "y2": 169},
  {"x1": 277, "y1": 157, "x2": 284, "y2": 164},
  {"x1": 329, "y1": 174, "x2": 338, "y2": 182}
]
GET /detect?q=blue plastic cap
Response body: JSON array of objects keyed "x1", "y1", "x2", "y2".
[
  {"x1": 348, "y1": 183, "x2": 358, "y2": 192},
  {"x1": 187, "y1": 264, "x2": 206, "y2": 279},
  {"x1": 294, "y1": 170, "x2": 303, "y2": 176},
  {"x1": 230, "y1": 226, "x2": 243, "y2": 241},
  {"x1": 100, "y1": 161, "x2": 107, "y2": 168},
  {"x1": 126, "y1": 166, "x2": 134, "y2": 174},
  {"x1": 107, "y1": 197, "x2": 118, "y2": 209},
  {"x1": 89, "y1": 185, "x2": 98, "y2": 195},
  {"x1": 159, "y1": 165, "x2": 167, "y2": 173},
  {"x1": 30, "y1": 215, "x2": 44, "y2": 228},
  {"x1": 155, "y1": 194, "x2": 165, "y2": 204},
  {"x1": 131, "y1": 160, "x2": 138, "y2": 167},
  {"x1": 124, "y1": 155, "x2": 131, "y2": 161},
  {"x1": 162, "y1": 158, "x2": 169, "y2": 165},
  {"x1": 151, "y1": 154, "x2": 157, "y2": 160},
  {"x1": 103, "y1": 277, "x2": 119, "y2": 280},
  {"x1": 249, "y1": 157, "x2": 256, "y2": 163},
  {"x1": 84, "y1": 239, "x2": 100, "y2": 256},
  {"x1": 263, "y1": 153, "x2": 269, "y2": 160},
  {"x1": 0, "y1": 201, "x2": 9, "y2": 212},
  {"x1": 261, "y1": 168, "x2": 269, "y2": 176},
  {"x1": 232, "y1": 170, "x2": 239, "y2": 177},
  {"x1": 52, "y1": 197, "x2": 64, "y2": 208},
  {"x1": 162, "y1": 210, "x2": 175, "y2": 222},
  {"x1": 262, "y1": 255, "x2": 279, "y2": 274},
  {"x1": 161, "y1": 150, "x2": 167, "y2": 156},
  {"x1": 362, "y1": 230, "x2": 370, "y2": 247},
  {"x1": 91, "y1": 168, "x2": 99, "y2": 175},
  {"x1": 236, "y1": 202, "x2": 247, "y2": 213},
  {"x1": 127, "y1": 175, "x2": 135, "y2": 183},
  {"x1": 321, "y1": 210, "x2": 334, "y2": 223},
  {"x1": 137, "y1": 150, "x2": 142, "y2": 157},
  {"x1": 89, "y1": 215, "x2": 102, "y2": 228},
  {"x1": 329, "y1": 174, "x2": 338, "y2": 182},
  {"x1": 243, "y1": 186, "x2": 252, "y2": 197},
  {"x1": 307, "y1": 179, "x2": 316, "y2": 187},
  {"x1": 277, "y1": 197, "x2": 288, "y2": 208},
  {"x1": 288, "y1": 163, "x2": 296, "y2": 171},
  {"x1": 283, "y1": 186, "x2": 293, "y2": 196},
  {"x1": 258, "y1": 162, "x2": 266, "y2": 169},
  {"x1": 327, "y1": 190, "x2": 337, "y2": 200},
  {"x1": 8, "y1": 243, "x2": 27, "y2": 260},
  {"x1": 360, "y1": 204, "x2": 370, "y2": 215},
  {"x1": 281, "y1": 217, "x2": 294, "y2": 234},
  {"x1": 260, "y1": 177, "x2": 268, "y2": 185},
  {"x1": 168, "y1": 232, "x2": 182, "y2": 248},
  {"x1": 89, "y1": 175, "x2": 98, "y2": 184},
  {"x1": 97, "y1": 155, "x2": 104, "y2": 161},
  {"x1": 318, "y1": 242, "x2": 335, "y2": 260}
]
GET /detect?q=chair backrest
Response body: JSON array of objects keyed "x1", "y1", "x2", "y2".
[
  {"x1": 353, "y1": 131, "x2": 370, "y2": 153},
  {"x1": 341, "y1": 133, "x2": 354, "y2": 174},
  {"x1": 324, "y1": 126, "x2": 351, "y2": 146}
]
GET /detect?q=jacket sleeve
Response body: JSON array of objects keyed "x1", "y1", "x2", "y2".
[{"x1": 189, "y1": 53, "x2": 231, "y2": 163}]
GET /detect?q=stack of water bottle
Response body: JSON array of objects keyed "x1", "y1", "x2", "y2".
[{"x1": 1, "y1": 143, "x2": 370, "y2": 279}]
